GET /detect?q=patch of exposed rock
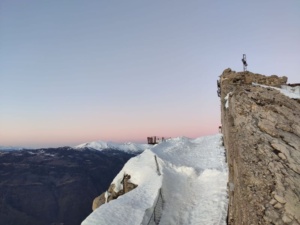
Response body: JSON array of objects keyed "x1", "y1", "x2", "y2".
[
  {"x1": 220, "y1": 69, "x2": 300, "y2": 225},
  {"x1": 92, "y1": 174, "x2": 138, "y2": 211}
]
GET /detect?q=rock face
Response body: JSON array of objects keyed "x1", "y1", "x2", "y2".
[
  {"x1": 0, "y1": 148, "x2": 135, "y2": 225},
  {"x1": 92, "y1": 174, "x2": 138, "y2": 211},
  {"x1": 220, "y1": 69, "x2": 300, "y2": 225}
]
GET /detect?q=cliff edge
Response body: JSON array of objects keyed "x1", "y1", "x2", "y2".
[{"x1": 220, "y1": 69, "x2": 300, "y2": 225}]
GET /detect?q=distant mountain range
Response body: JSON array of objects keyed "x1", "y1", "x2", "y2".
[
  {"x1": 0, "y1": 141, "x2": 150, "y2": 225},
  {"x1": 0, "y1": 140, "x2": 152, "y2": 153}
]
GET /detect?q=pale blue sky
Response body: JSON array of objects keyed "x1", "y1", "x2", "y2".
[{"x1": 1, "y1": 0, "x2": 299, "y2": 147}]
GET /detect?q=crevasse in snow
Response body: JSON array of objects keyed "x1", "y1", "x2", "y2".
[{"x1": 82, "y1": 134, "x2": 228, "y2": 225}]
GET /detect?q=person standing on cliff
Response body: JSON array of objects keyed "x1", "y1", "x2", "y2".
[
  {"x1": 242, "y1": 55, "x2": 247, "y2": 66},
  {"x1": 242, "y1": 54, "x2": 248, "y2": 71}
]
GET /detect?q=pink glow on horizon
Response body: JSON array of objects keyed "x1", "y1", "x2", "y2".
[
  {"x1": 0, "y1": 104, "x2": 221, "y2": 148},
  {"x1": 0, "y1": 116, "x2": 220, "y2": 148}
]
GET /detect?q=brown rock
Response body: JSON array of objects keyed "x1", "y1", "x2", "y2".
[
  {"x1": 274, "y1": 203, "x2": 283, "y2": 209},
  {"x1": 278, "y1": 153, "x2": 286, "y2": 160},
  {"x1": 270, "y1": 199, "x2": 277, "y2": 205},
  {"x1": 282, "y1": 214, "x2": 293, "y2": 223},
  {"x1": 220, "y1": 69, "x2": 300, "y2": 225},
  {"x1": 91, "y1": 174, "x2": 138, "y2": 211},
  {"x1": 92, "y1": 192, "x2": 106, "y2": 211}
]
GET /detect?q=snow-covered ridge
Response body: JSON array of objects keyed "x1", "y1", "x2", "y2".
[
  {"x1": 74, "y1": 141, "x2": 152, "y2": 153},
  {"x1": 82, "y1": 134, "x2": 228, "y2": 225}
]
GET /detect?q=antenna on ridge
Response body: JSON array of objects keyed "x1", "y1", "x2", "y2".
[{"x1": 242, "y1": 54, "x2": 248, "y2": 71}]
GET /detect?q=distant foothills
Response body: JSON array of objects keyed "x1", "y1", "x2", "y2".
[{"x1": 0, "y1": 141, "x2": 152, "y2": 225}]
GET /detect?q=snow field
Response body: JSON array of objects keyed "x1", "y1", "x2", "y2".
[
  {"x1": 154, "y1": 135, "x2": 228, "y2": 225},
  {"x1": 82, "y1": 134, "x2": 228, "y2": 225}
]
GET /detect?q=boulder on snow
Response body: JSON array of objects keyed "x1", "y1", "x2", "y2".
[{"x1": 92, "y1": 193, "x2": 106, "y2": 211}]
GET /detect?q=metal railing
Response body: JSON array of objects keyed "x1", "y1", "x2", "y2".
[
  {"x1": 141, "y1": 155, "x2": 164, "y2": 225},
  {"x1": 154, "y1": 155, "x2": 161, "y2": 176},
  {"x1": 144, "y1": 188, "x2": 164, "y2": 225}
]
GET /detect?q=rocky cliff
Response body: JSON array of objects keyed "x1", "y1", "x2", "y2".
[{"x1": 220, "y1": 69, "x2": 300, "y2": 225}]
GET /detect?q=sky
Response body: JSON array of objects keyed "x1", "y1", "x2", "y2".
[{"x1": 0, "y1": 0, "x2": 299, "y2": 148}]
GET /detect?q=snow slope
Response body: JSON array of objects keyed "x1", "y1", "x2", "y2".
[
  {"x1": 74, "y1": 141, "x2": 152, "y2": 153},
  {"x1": 82, "y1": 134, "x2": 228, "y2": 225}
]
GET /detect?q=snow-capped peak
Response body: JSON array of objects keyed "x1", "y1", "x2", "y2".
[
  {"x1": 0, "y1": 146, "x2": 23, "y2": 151},
  {"x1": 74, "y1": 141, "x2": 152, "y2": 153}
]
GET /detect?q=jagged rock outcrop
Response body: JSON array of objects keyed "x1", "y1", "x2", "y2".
[
  {"x1": 220, "y1": 69, "x2": 300, "y2": 225},
  {"x1": 92, "y1": 174, "x2": 138, "y2": 211}
]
